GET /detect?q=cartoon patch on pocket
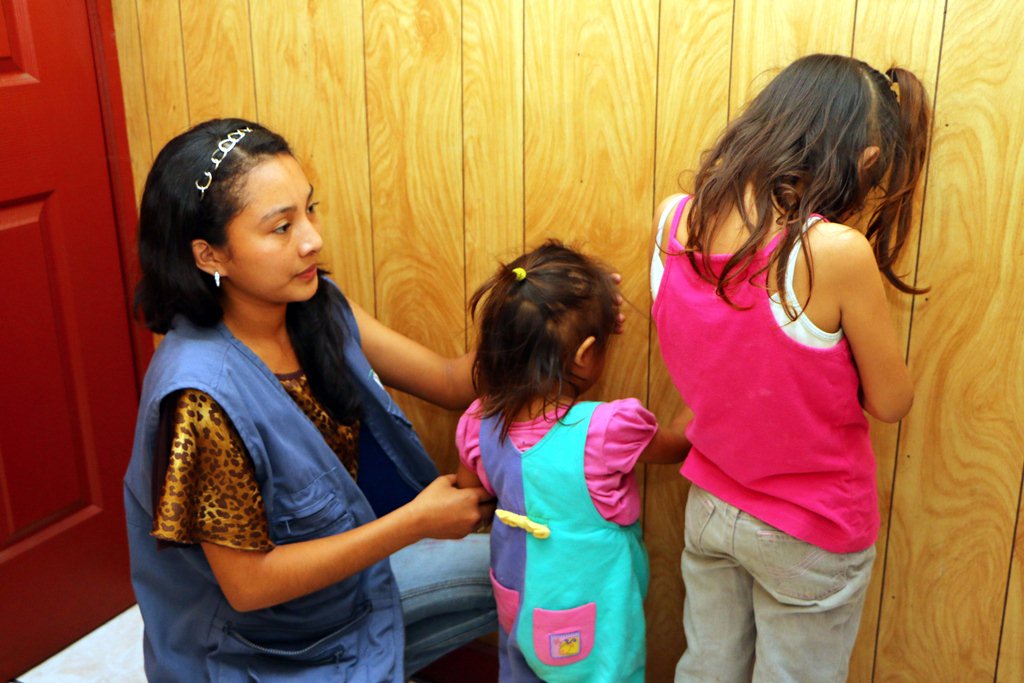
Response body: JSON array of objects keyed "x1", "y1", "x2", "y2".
[{"x1": 550, "y1": 631, "x2": 581, "y2": 658}]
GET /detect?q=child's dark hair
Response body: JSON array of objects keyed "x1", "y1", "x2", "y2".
[
  {"x1": 134, "y1": 118, "x2": 360, "y2": 424},
  {"x1": 685, "y1": 53, "x2": 932, "y2": 314},
  {"x1": 470, "y1": 240, "x2": 619, "y2": 440}
]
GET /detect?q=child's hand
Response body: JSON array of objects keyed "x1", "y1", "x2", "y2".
[
  {"x1": 610, "y1": 272, "x2": 626, "y2": 333},
  {"x1": 409, "y1": 474, "x2": 495, "y2": 539}
]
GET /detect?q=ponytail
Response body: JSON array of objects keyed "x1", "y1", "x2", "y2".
[{"x1": 865, "y1": 66, "x2": 932, "y2": 293}]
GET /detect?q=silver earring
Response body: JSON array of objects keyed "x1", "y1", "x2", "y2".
[{"x1": 214, "y1": 271, "x2": 221, "y2": 288}]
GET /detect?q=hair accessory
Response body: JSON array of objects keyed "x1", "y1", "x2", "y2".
[
  {"x1": 883, "y1": 68, "x2": 900, "y2": 101},
  {"x1": 214, "y1": 271, "x2": 221, "y2": 288},
  {"x1": 512, "y1": 267, "x2": 527, "y2": 282},
  {"x1": 195, "y1": 127, "x2": 253, "y2": 199}
]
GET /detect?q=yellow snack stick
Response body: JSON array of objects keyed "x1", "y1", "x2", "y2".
[{"x1": 495, "y1": 509, "x2": 551, "y2": 539}]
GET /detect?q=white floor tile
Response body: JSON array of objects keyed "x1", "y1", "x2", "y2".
[{"x1": 18, "y1": 605, "x2": 145, "y2": 682}]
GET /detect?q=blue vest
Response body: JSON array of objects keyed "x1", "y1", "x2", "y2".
[
  {"x1": 481, "y1": 402, "x2": 649, "y2": 683},
  {"x1": 123, "y1": 288, "x2": 438, "y2": 682}
]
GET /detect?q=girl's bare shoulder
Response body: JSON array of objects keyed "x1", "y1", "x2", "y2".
[
  {"x1": 652, "y1": 193, "x2": 693, "y2": 245},
  {"x1": 655, "y1": 192, "x2": 689, "y2": 217},
  {"x1": 805, "y1": 220, "x2": 877, "y2": 286}
]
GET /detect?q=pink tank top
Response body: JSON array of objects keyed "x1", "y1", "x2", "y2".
[{"x1": 652, "y1": 197, "x2": 878, "y2": 553}]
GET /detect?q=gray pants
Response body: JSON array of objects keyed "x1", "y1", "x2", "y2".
[{"x1": 675, "y1": 485, "x2": 875, "y2": 683}]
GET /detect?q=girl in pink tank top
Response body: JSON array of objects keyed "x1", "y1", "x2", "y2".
[{"x1": 652, "y1": 54, "x2": 933, "y2": 682}]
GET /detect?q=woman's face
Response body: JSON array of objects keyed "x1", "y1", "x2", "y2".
[{"x1": 216, "y1": 153, "x2": 323, "y2": 312}]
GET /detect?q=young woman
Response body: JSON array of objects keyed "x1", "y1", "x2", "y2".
[{"x1": 125, "y1": 118, "x2": 496, "y2": 681}]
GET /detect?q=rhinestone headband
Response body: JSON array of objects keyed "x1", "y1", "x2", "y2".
[{"x1": 195, "y1": 126, "x2": 252, "y2": 199}]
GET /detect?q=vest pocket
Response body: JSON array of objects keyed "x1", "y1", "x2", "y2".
[
  {"x1": 489, "y1": 569, "x2": 520, "y2": 633},
  {"x1": 273, "y1": 491, "x2": 353, "y2": 543},
  {"x1": 531, "y1": 602, "x2": 595, "y2": 667},
  {"x1": 220, "y1": 601, "x2": 371, "y2": 664}
]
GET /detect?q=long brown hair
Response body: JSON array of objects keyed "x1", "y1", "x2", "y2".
[
  {"x1": 470, "y1": 240, "x2": 619, "y2": 440},
  {"x1": 685, "y1": 54, "x2": 931, "y2": 314}
]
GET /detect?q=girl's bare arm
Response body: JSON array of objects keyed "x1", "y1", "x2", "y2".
[
  {"x1": 821, "y1": 227, "x2": 914, "y2": 422},
  {"x1": 638, "y1": 409, "x2": 693, "y2": 464}
]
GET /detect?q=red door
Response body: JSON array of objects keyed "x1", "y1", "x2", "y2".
[{"x1": 0, "y1": 1, "x2": 145, "y2": 677}]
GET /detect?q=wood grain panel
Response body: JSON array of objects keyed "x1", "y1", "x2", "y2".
[
  {"x1": 109, "y1": 2, "x2": 1024, "y2": 678},
  {"x1": 849, "y1": 2, "x2": 945, "y2": 680},
  {"x1": 110, "y1": 0, "x2": 152, "y2": 206},
  {"x1": 730, "y1": 0, "x2": 857, "y2": 116},
  {"x1": 249, "y1": 2, "x2": 375, "y2": 311},
  {"x1": 179, "y1": 0, "x2": 257, "y2": 124},
  {"x1": 463, "y1": 0, "x2": 523, "y2": 301},
  {"x1": 876, "y1": 0, "x2": 1024, "y2": 678},
  {"x1": 134, "y1": 0, "x2": 189, "y2": 153},
  {"x1": 524, "y1": 0, "x2": 658, "y2": 414},
  {"x1": 644, "y1": 1, "x2": 733, "y2": 679},
  {"x1": 364, "y1": 0, "x2": 465, "y2": 473},
  {"x1": 999, "y1": 490, "x2": 1024, "y2": 682}
]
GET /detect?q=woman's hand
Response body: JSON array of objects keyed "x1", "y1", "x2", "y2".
[
  {"x1": 407, "y1": 474, "x2": 496, "y2": 539},
  {"x1": 610, "y1": 272, "x2": 626, "y2": 334}
]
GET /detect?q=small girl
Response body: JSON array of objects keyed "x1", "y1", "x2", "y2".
[
  {"x1": 456, "y1": 240, "x2": 689, "y2": 683},
  {"x1": 651, "y1": 54, "x2": 931, "y2": 682}
]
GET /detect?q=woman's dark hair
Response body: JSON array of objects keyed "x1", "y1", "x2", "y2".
[
  {"x1": 134, "y1": 117, "x2": 360, "y2": 424},
  {"x1": 470, "y1": 240, "x2": 619, "y2": 440},
  {"x1": 683, "y1": 53, "x2": 932, "y2": 314}
]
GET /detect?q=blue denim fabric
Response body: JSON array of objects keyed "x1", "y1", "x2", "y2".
[
  {"x1": 392, "y1": 534, "x2": 498, "y2": 675},
  {"x1": 675, "y1": 485, "x2": 876, "y2": 683}
]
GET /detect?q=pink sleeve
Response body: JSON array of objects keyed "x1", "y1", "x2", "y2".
[
  {"x1": 455, "y1": 400, "x2": 495, "y2": 497},
  {"x1": 584, "y1": 398, "x2": 658, "y2": 525}
]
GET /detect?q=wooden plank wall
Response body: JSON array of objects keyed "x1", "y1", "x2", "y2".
[{"x1": 111, "y1": 1, "x2": 1023, "y2": 680}]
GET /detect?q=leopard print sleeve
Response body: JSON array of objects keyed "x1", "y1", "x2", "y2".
[{"x1": 151, "y1": 389, "x2": 274, "y2": 551}]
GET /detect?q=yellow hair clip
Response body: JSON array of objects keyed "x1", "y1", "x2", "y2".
[{"x1": 512, "y1": 267, "x2": 527, "y2": 282}]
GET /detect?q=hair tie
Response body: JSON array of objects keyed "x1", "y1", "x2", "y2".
[
  {"x1": 512, "y1": 267, "x2": 527, "y2": 282},
  {"x1": 883, "y1": 68, "x2": 900, "y2": 102}
]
